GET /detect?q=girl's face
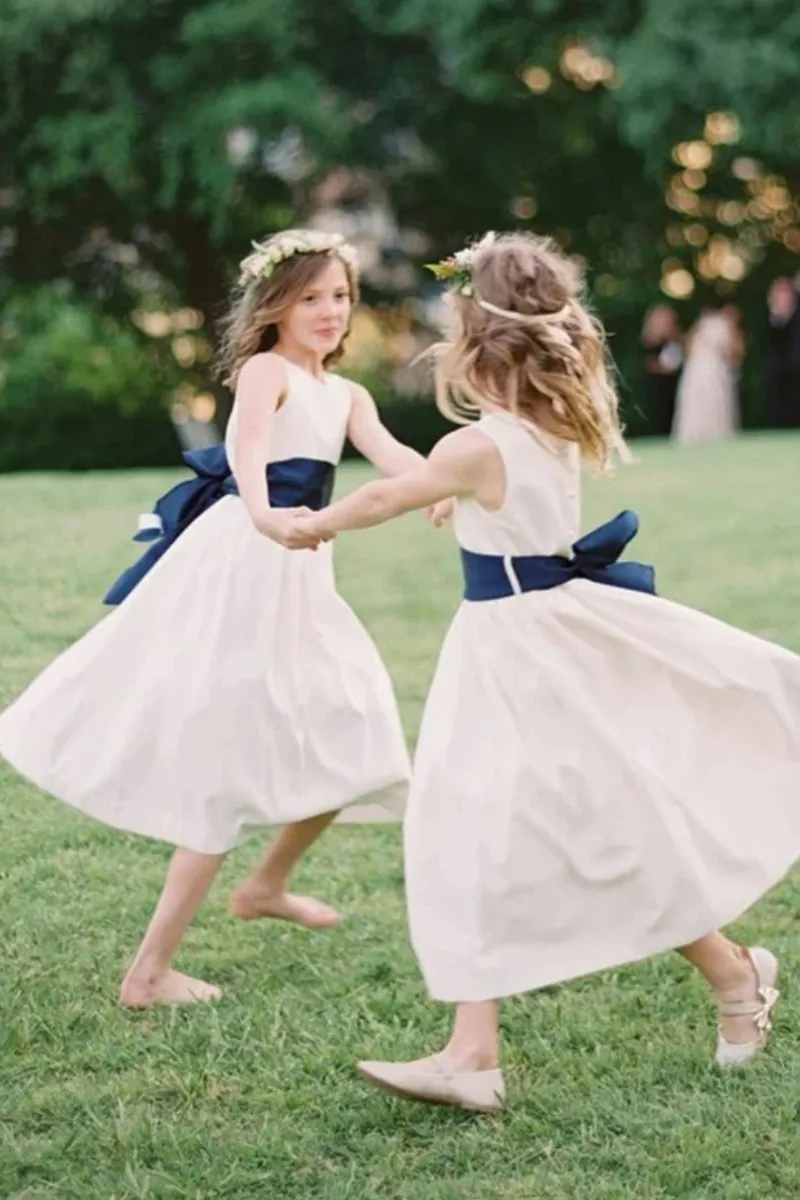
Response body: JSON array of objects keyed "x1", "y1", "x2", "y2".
[{"x1": 279, "y1": 258, "x2": 352, "y2": 357}]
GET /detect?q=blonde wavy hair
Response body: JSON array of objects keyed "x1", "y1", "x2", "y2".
[
  {"x1": 431, "y1": 232, "x2": 628, "y2": 472},
  {"x1": 214, "y1": 231, "x2": 359, "y2": 388}
]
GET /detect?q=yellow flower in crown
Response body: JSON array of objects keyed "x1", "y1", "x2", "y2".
[
  {"x1": 426, "y1": 232, "x2": 496, "y2": 297},
  {"x1": 239, "y1": 231, "x2": 359, "y2": 285}
]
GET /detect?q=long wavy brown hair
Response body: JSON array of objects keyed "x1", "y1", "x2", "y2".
[
  {"x1": 214, "y1": 237, "x2": 360, "y2": 388},
  {"x1": 432, "y1": 233, "x2": 628, "y2": 472}
]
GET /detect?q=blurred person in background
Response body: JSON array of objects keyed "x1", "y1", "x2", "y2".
[
  {"x1": 672, "y1": 302, "x2": 744, "y2": 444},
  {"x1": 641, "y1": 304, "x2": 684, "y2": 436},
  {"x1": 765, "y1": 276, "x2": 800, "y2": 430}
]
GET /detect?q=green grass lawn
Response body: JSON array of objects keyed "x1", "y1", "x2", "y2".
[{"x1": 2, "y1": 434, "x2": 800, "y2": 1200}]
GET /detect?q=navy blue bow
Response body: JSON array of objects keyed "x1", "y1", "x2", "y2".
[
  {"x1": 104, "y1": 444, "x2": 335, "y2": 606},
  {"x1": 561, "y1": 509, "x2": 656, "y2": 593},
  {"x1": 461, "y1": 510, "x2": 656, "y2": 601}
]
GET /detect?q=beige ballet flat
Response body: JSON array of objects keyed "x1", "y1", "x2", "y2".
[
  {"x1": 715, "y1": 946, "x2": 780, "y2": 1068},
  {"x1": 358, "y1": 1054, "x2": 505, "y2": 1113}
]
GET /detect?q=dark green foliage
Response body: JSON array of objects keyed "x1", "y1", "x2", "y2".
[{"x1": 0, "y1": 0, "x2": 798, "y2": 466}]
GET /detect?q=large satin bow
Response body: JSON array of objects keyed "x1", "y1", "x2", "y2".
[
  {"x1": 556, "y1": 510, "x2": 656, "y2": 595},
  {"x1": 460, "y1": 510, "x2": 656, "y2": 601},
  {"x1": 104, "y1": 444, "x2": 335, "y2": 606},
  {"x1": 104, "y1": 446, "x2": 235, "y2": 605}
]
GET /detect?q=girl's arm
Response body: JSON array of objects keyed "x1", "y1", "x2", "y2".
[
  {"x1": 346, "y1": 381, "x2": 425, "y2": 476},
  {"x1": 300, "y1": 428, "x2": 498, "y2": 540},
  {"x1": 346, "y1": 380, "x2": 454, "y2": 527},
  {"x1": 233, "y1": 353, "x2": 321, "y2": 549}
]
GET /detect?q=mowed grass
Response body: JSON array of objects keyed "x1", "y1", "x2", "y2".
[{"x1": 1, "y1": 433, "x2": 800, "y2": 1200}]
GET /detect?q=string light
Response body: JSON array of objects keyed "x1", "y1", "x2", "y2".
[
  {"x1": 511, "y1": 196, "x2": 537, "y2": 219},
  {"x1": 663, "y1": 134, "x2": 799, "y2": 287},
  {"x1": 171, "y1": 336, "x2": 197, "y2": 367},
  {"x1": 191, "y1": 394, "x2": 217, "y2": 423},
  {"x1": 132, "y1": 308, "x2": 204, "y2": 337},
  {"x1": 672, "y1": 141, "x2": 713, "y2": 170},
  {"x1": 704, "y1": 112, "x2": 741, "y2": 145},
  {"x1": 558, "y1": 43, "x2": 616, "y2": 89},
  {"x1": 684, "y1": 223, "x2": 709, "y2": 246},
  {"x1": 667, "y1": 188, "x2": 701, "y2": 215},
  {"x1": 732, "y1": 157, "x2": 760, "y2": 182},
  {"x1": 682, "y1": 170, "x2": 706, "y2": 191},
  {"x1": 717, "y1": 202, "x2": 746, "y2": 226},
  {"x1": 661, "y1": 267, "x2": 694, "y2": 299},
  {"x1": 522, "y1": 66, "x2": 552, "y2": 93},
  {"x1": 763, "y1": 183, "x2": 792, "y2": 212}
]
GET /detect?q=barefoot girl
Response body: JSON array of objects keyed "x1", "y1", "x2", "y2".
[
  {"x1": 0, "y1": 230, "x2": 421, "y2": 1007},
  {"x1": 293, "y1": 232, "x2": 800, "y2": 1111}
]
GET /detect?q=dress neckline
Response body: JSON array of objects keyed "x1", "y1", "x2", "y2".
[
  {"x1": 484, "y1": 410, "x2": 574, "y2": 461},
  {"x1": 279, "y1": 356, "x2": 331, "y2": 387}
]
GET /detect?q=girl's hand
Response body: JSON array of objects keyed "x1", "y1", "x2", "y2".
[
  {"x1": 257, "y1": 508, "x2": 323, "y2": 550},
  {"x1": 292, "y1": 514, "x2": 336, "y2": 546},
  {"x1": 425, "y1": 498, "x2": 454, "y2": 528},
  {"x1": 298, "y1": 428, "x2": 496, "y2": 537}
]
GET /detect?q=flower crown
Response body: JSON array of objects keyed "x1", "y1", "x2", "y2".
[
  {"x1": 425, "y1": 233, "x2": 496, "y2": 297},
  {"x1": 426, "y1": 230, "x2": 570, "y2": 326},
  {"x1": 238, "y1": 231, "x2": 359, "y2": 287}
]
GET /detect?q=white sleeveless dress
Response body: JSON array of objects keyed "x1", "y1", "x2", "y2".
[
  {"x1": 0, "y1": 361, "x2": 409, "y2": 852},
  {"x1": 404, "y1": 412, "x2": 800, "y2": 1003},
  {"x1": 672, "y1": 312, "x2": 739, "y2": 443}
]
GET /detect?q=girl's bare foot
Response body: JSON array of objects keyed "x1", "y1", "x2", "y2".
[
  {"x1": 120, "y1": 969, "x2": 222, "y2": 1009},
  {"x1": 229, "y1": 884, "x2": 341, "y2": 928}
]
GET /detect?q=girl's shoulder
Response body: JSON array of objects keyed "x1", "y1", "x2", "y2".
[
  {"x1": 328, "y1": 374, "x2": 373, "y2": 416},
  {"x1": 430, "y1": 422, "x2": 503, "y2": 467},
  {"x1": 327, "y1": 370, "x2": 363, "y2": 396},
  {"x1": 238, "y1": 351, "x2": 290, "y2": 389},
  {"x1": 328, "y1": 369, "x2": 356, "y2": 392}
]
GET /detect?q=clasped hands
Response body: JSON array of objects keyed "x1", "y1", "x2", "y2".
[{"x1": 258, "y1": 498, "x2": 454, "y2": 551}]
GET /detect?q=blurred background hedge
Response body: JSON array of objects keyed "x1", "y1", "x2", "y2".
[{"x1": 2, "y1": 0, "x2": 799, "y2": 470}]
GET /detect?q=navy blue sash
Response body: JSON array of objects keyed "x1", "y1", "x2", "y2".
[
  {"x1": 104, "y1": 444, "x2": 335, "y2": 606},
  {"x1": 461, "y1": 510, "x2": 656, "y2": 601}
]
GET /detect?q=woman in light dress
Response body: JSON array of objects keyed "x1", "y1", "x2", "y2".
[
  {"x1": 0, "y1": 230, "x2": 430, "y2": 1008},
  {"x1": 294, "y1": 233, "x2": 800, "y2": 1112},
  {"x1": 672, "y1": 303, "x2": 744, "y2": 443}
]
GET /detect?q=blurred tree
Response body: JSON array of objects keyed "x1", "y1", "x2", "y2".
[
  {"x1": 1, "y1": 0, "x2": 347, "y2": 323},
  {"x1": 2, "y1": 0, "x2": 797, "y2": 454},
  {"x1": 610, "y1": 0, "x2": 800, "y2": 175},
  {"x1": 0, "y1": 0, "x2": 660, "y2": 320},
  {"x1": 0, "y1": 0, "x2": 666, "y2": 433},
  {"x1": 0, "y1": 284, "x2": 180, "y2": 470}
]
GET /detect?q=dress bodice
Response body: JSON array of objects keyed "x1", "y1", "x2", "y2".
[
  {"x1": 689, "y1": 313, "x2": 733, "y2": 367},
  {"x1": 453, "y1": 413, "x2": 581, "y2": 557},
  {"x1": 224, "y1": 358, "x2": 352, "y2": 478}
]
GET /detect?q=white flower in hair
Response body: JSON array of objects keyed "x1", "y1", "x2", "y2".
[
  {"x1": 426, "y1": 231, "x2": 497, "y2": 296},
  {"x1": 239, "y1": 230, "x2": 359, "y2": 285},
  {"x1": 429, "y1": 230, "x2": 571, "y2": 324}
]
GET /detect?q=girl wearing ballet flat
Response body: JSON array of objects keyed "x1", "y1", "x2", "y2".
[
  {"x1": 0, "y1": 230, "x2": 424, "y2": 1008},
  {"x1": 294, "y1": 232, "x2": 800, "y2": 1112}
]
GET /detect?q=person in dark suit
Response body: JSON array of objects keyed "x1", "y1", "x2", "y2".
[
  {"x1": 766, "y1": 276, "x2": 800, "y2": 429},
  {"x1": 641, "y1": 304, "x2": 684, "y2": 436}
]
